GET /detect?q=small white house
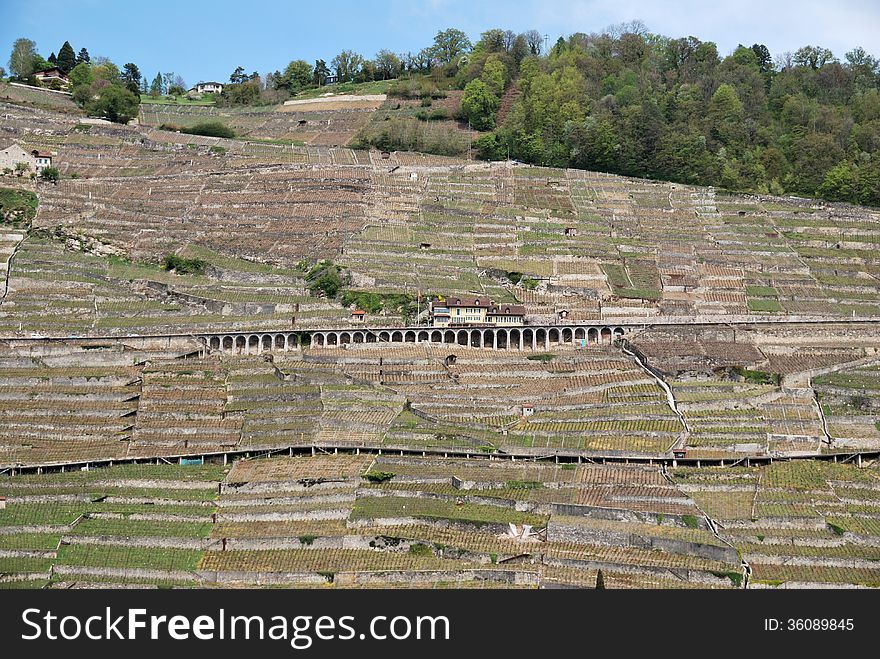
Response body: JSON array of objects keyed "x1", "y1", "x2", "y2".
[
  {"x1": 31, "y1": 150, "x2": 53, "y2": 171},
  {"x1": 193, "y1": 81, "x2": 223, "y2": 94}
]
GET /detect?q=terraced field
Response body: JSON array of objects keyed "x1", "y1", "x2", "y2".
[{"x1": 3, "y1": 455, "x2": 876, "y2": 589}]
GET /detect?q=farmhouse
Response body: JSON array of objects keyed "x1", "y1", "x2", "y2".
[
  {"x1": 33, "y1": 67, "x2": 70, "y2": 88},
  {"x1": 0, "y1": 144, "x2": 53, "y2": 173},
  {"x1": 192, "y1": 81, "x2": 224, "y2": 94},
  {"x1": 430, "y1": 296, "x2": 525, "y2": 326}
]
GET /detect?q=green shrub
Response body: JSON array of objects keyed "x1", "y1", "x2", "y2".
[
  {"x1": 362, "y1": 471, "x2": 395, "y2": 484},
  {"x1": 181, "y1": 121, "x2": 235, "y2": 139},
  {"x1": 39, "y1": 166, "x2": 60, "y2": 183},
  {"x1": 527, "y1": 354, "x2": 555, "y2": 363},
  {"x1": 732, "y1": 366, "x2": 781, "y2": 386},
  {"x1": 408, "y1": 543, "x2": 433, "y2": 557},
  {"x1": 161, "y1": 254, "x2": 207, "y2": 275},
  {"x1": 682, "y1": 514, "x2": 700, "y2": 528}
]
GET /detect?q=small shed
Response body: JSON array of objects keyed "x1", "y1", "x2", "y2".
[
  {"x1": 351, "y1": 309, "x2": 366, "y2": 322},
  {"x1": 521, "y1": 404, "x2": 535, "y2": 417},
  {"x1": 564, "y1": 227, "x2": 578, "y2": 237}
]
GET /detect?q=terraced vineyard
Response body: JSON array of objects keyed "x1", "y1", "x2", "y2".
[{"x1": 4, "y1": 455, "x2": 875, "y2": 589}]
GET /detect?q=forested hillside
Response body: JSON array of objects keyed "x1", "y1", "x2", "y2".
[{"x1": 460, "y1": 28, "x2": 879, "y2": 206}]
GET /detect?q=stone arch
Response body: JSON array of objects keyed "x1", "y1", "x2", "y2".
[
  {"x1": 588, "y1": 327, "x2": 599, "y2": 344},
  {"x1": 483, "y1": 329, "x2": 495, "y2": 349},
  {"x1": 562, "y1": 328, "x2": 573, "y2": 344},
  {"x1": 536, "y1": 328, "x2": 547, "y2": 349},
  {"x1": 354, "y1": 332, "x2": 364, "y2": 343},
  {"x1": 549, "y1": 328, "x2": 561, "y2": 345},
  {"x1": 366, "y1": 332, "x2": 377, "y2": 343},
  {"x1": 261, "y1": 335, "x2": 273, "y2": 351},
  {"x1": 313, "y1": 333, "x2": 325, "y2": 347},
  {"x1": 210, "y1": 336, "x2": 221, "y2": 351},
  {"x1": 523, "y1": 329, "x2": 534, "y2": 349},
  {"x1": 274, "y1": 335, "x2": 285, "y2": 349},
  {"x1": 235, "y1": 336, "x2": 246, "y2": 354},
  {"x1": 379, "y1": 331, "x2": 391, "y2": 343},
  {"x1": 470, "y1": 331, "x2": 481, "y2": 347},
  {"x1": 575, "y1": 328, "x2": 586, "y2": 341},
  {"x1": 431, "y1": 330, "x2": 442, "y2": 343},
  {"x1": 613, "y1": 326, "x2": 625, "y2": 339},
  {"x1": 457, "y1": 330, "x2": 468, "y2": 346},
  {"x1": 417, "y1": 331, "x2": 429, "y2": 342},
  {"x1": 510, "y1": 328, "x2": 521, "y2": 350},
  {"x1": 298, "y1": 333, "x2": 311, "y2": 348},
  {"x1": 327, "y1": 333, "x2": 338, "y2": 346},
  {"x1": 600, "y1": 327, "x2": 612, "y2": 344},
  {"x1": 391, "y1": 331, "x2": 403, "y2": 343},
  {"x1": 405, "y1": 331, "x2": 416, "y2": 343},
  {"x1": 340, "y1": 332, "x2": 351, "y2": 345},
  {"x1": 497, "y1": 330, "x2": 508, "y2": 349},
  {"x1": 444, "y1": 330, "x2": 456, "y2": 344}
]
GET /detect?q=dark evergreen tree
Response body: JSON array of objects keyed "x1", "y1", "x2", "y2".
[
  {"x1": 76, "y1": 48, "x2": 90, "y2": 65},
  {"x1": 47, "y1": 52, "x2": 56, "y2": 65},
  {"x1": 56, "y1": 40, "x2": 76, "y2": 74},
  {"x1": 122, "y1": 63, "x2": 142, "y2": 94}
]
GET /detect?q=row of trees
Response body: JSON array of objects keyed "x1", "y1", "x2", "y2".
[{"x1": 219, "y1": 28, "x2": 483, "y2": 106}]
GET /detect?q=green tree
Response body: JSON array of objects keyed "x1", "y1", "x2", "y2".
[
  {"x1": 149, "y1": 72, "x2": 163, "y2": 97},
  {"x1": 56, "y1": 41, "x2": 76, "y2": 74},
  {"x1": 481, "y1": 55, "x2": 506, "y2": 97},
  {"x1": 817, "y1": 161, "x2": 858, "y2": 201},
  {"x1": 331, "y1": 50, "x2": 364, "y2": 83},
  {"x1": 76, "y1": 47, "x2": 90, "y2": 65},
  {"x1": 86, "y1": 85, "x2": 140, "y2": 123},
  {"x1": 461, "y1": 78, "x2": 499, "y2": 130},
  {"x1": 374, "y1": 50, "x2": 402, "y2": 80},
  {"x1": 229, "y1": 66, "x2": 248, "y2": 84},
  {"x1": 708, "y1": 84, "x2": 746, "y2": 149},
  {"x1": 8, "y1": 38, "x2": 38, "y2": 78},
  {"x1": 68, "y1": 61, "x2": 93, "y2": 88},
  {"x1": 794, "y1": 45, "x2": 835, "y2": 70},
  {"x1": 121, "y1": 63, "x2": 142, "y2": 95},
  {"x1": 430, "y1": 28, "x2": 472, "y2": 64},
  {"x1": 277, "y1": 59, "x2": 313, "y2": 92},
  {"x1": 313, "y1": 59, "x2": 330, "y2": 86}
]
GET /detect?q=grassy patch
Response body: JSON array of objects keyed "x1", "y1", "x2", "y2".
[
  {"x1": 745, "y1": 285, "x2": 778, "y2": 298},
  {"x1": 0, "y1": 188, "x2": 38, "y2": 227},
  {"x1": 747, "y1": 298, "x2": 783, "y2": 312}
]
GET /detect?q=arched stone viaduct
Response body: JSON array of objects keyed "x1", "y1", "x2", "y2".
[{"x1": 200, "y1": 324, "x2": 628, "y2": 355}]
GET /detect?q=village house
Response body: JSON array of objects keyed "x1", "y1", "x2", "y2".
[
  {"x1": 0, "y1": 144, "x2": 53, "y2": 173},
  {"x1": 192, "y1": 81, "x2": 224, "y2": 94},
  {"x1": 430, "y1": 296, "x2": 525, "y2": 327},
  {"x1": 33, "y1": 67, "x2": 70, "y2": 88}
]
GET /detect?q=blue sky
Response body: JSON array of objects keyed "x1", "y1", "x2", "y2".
[{"x1": 2, "y1": 0, "x2": 878, "y2": 86}]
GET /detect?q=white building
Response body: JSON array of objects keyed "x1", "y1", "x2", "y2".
[
  {"x1": 192, "y1": 82, "x2": 224, "y2": 94},
  {"x1": 0, "y1": 144, "x2": 54, "y2": 173}
]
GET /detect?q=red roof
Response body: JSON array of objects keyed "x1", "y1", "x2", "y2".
[
  {"x1": 441, "y1": 296, "x2": 492, "y2": 308},
  {"x1": 489, "y1": 304, "x2": 526, "y2": 315},
  {"x1": 351, "y1": 310, "x2": 365, "y2": 315}
]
